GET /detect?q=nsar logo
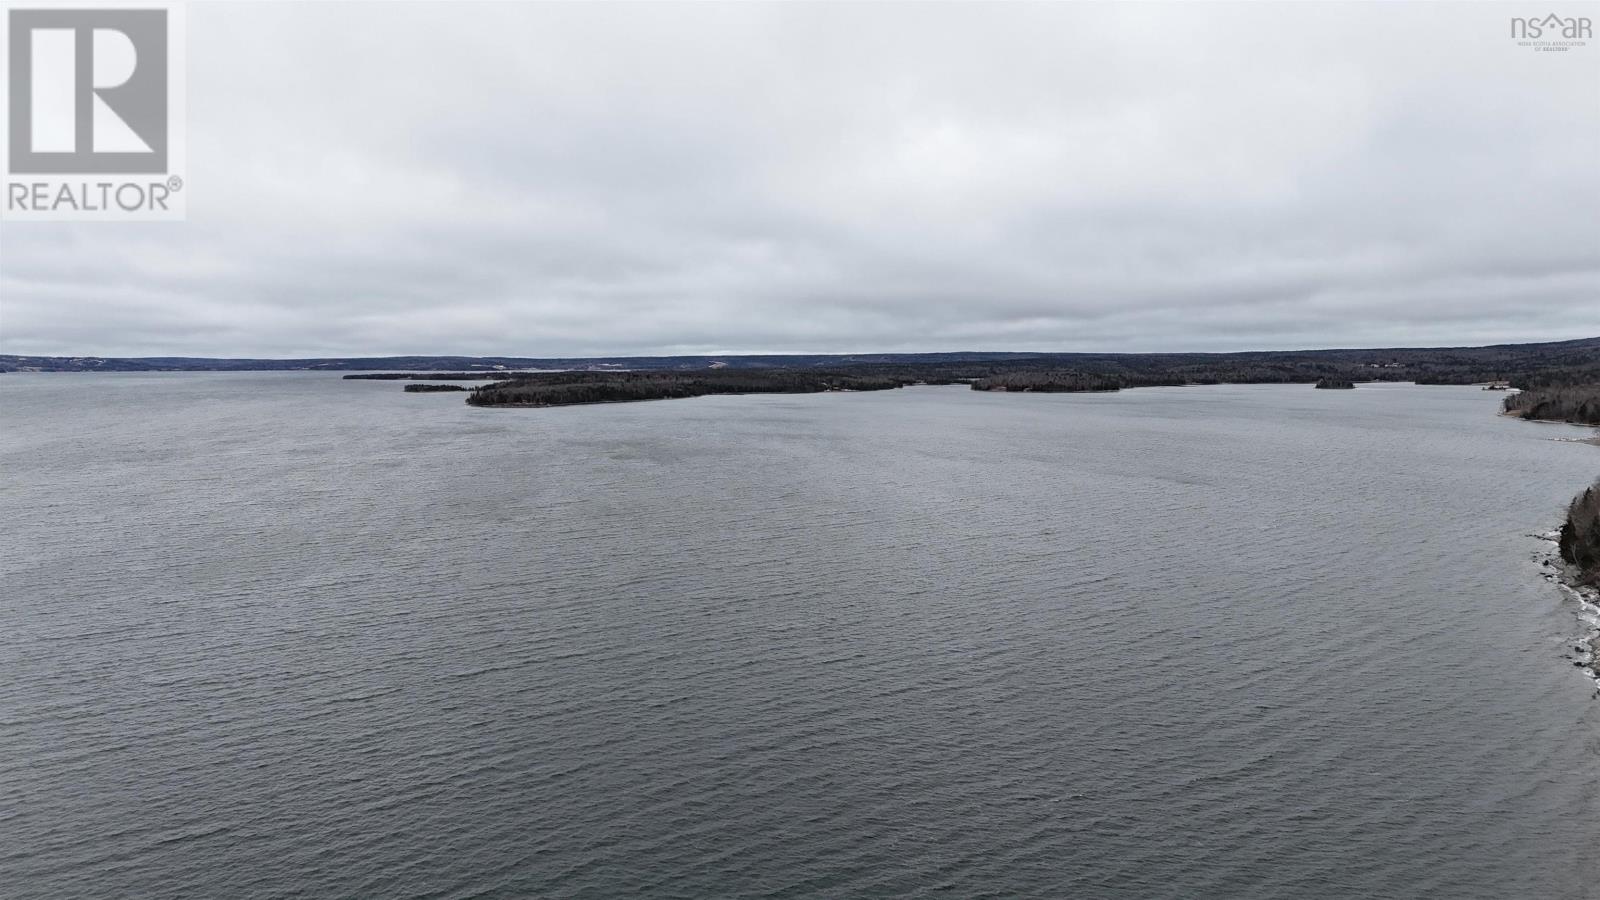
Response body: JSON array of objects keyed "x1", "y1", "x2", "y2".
[{"x1": 1510, "y1": 13, "x2": 1592, "y2": 51}]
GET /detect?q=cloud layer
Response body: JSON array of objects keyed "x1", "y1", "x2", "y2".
[{"x1": 2, "y1": 2, "x2": 1597, "y2": 357}]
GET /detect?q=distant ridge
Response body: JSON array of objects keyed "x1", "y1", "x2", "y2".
[
  {"x1": 4, "y1": 337, "x2": 1598, "y2": 373},
  {"x1": 0, "y1": 351, "x2": 1045, "y2": 373}
]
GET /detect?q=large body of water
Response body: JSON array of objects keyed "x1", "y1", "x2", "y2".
[{"x1": 3, "y1": 374, "x2": 1598, "y2": 898}]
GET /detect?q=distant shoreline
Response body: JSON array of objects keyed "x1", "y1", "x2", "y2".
[
  {"x1": 4, "y1": 336, "x2": 1596, "y2": 375},
  {"x1": 449, "y1": 338, "x2": 1599, "y2": 409}
]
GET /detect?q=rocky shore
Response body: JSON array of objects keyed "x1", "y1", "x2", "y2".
[{"x1": 1541, "y1": 480, "x2": 1600, "y2": 676}]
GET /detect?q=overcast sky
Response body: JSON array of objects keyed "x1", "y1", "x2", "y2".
[{"x1": 2, "y1": 2, "x2": 1597, "y2": 358}]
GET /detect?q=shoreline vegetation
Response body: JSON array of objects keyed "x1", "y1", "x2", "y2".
[
  {"x1": 403, "y1": 383, "x2": 469, "y2": 393},
  {"x1": 348, "y1": 372, "x2": 543, "y2": 381},
  {"x1": 1562, "y1": 481, "x2": 1600, "y2": 590},
  {"x1": 1315, "y1": 377, "x2": 1356, "y2": 389},
  {"x1": 465, "y1": 370, "x2": 921, "y2": 407},
  {"x1": 1502, "y1": 385, "x2": 1600, "y2": 427},
  {"x1": 970, "y1": 372, "x2": 1131, "y2": 392}
]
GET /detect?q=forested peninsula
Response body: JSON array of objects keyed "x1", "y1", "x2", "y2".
[{"x1": 1503, "y1": 386, "x2": 1600, "y2": 427}]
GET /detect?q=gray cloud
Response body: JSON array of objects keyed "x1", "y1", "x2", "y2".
[{"x1": 2, "y1": 2, "x2": 1597, "y2": 357}]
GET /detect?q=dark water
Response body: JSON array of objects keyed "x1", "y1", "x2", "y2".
[{"x1": 3, "y1": 374, "x2": 1599, "y2": 899}]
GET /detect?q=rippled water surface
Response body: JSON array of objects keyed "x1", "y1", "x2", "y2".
[{"x1": 3, "y1": 374, "x2": 1600, "y2": 898}]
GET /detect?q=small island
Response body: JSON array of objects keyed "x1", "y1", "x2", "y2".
[
  {"x1": 1314, "y1": 377, "x2": 1356, "y2": 389},
  {"x1": 404, "y1": 383, "x2": 469, "y2": 392},
  {"x1": 467, "y1": 370, "x2": 911, "y2": 407}
]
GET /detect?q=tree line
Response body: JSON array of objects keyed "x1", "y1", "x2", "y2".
[
  {"x1": 466, "y1": 370, "x2": 912, "y2": 407},
  {"x1": 970, "y1": 372, "x2": 1129, "y2": 393},
  {"x1": 1561, "y1": 480, "x2": 1600, "y2": 588},
  {"x1": 1502, "y1": 386, "x2": 1600, "y2": 426}
]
